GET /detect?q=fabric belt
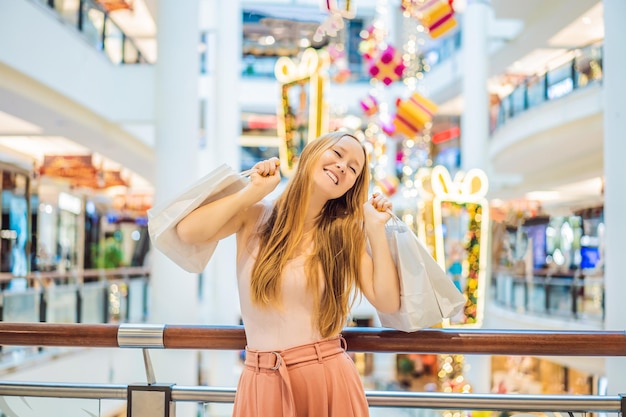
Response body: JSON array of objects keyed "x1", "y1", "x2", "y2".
[{"x1": 244, "y1": 336, "x2": 347, "y2": 417}]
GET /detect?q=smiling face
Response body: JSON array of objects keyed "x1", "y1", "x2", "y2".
[{"x1": 313, "y1": 135, "x2": 366, "y2": 201}]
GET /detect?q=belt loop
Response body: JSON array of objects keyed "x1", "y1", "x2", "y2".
[
  {"x1": 252, "y1": 351, "x2": 260, "y2": 372},
  {"x1": 314, "y1": 343, "x2": 323, "y2": 363},
  {"x1": 339, "y1": 335, "x2": 347, "y2": 351}
]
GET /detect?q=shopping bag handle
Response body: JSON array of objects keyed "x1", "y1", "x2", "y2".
[{"x1": 240, "y1": 169, "x2": 255, "y2": 177}]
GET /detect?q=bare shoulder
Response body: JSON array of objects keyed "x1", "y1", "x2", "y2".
[{"x1": 238, "y1": 201, "x2": 273, "y2": 236}]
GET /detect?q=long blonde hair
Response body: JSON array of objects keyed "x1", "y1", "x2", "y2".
[{"x1": 250, "y1": 131, "x2": 370, "y2": 338}]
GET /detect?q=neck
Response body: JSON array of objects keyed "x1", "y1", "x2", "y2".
[{"x1": 303, "y1": 199, "x2": 325, "y2": 233}]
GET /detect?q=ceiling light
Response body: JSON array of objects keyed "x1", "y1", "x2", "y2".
[
  {"x1": 0, "y1": 111, "x2": 43, "y2": 134},
  {"x1": 260, "y1": 35, "x2": 275, "y2": 45},
  {"x1": 525, "y1": 191, "x2": 561, "y2": 201},
  {"x1": 0, "y1": 136, "x2": 90, "y2": 162}
]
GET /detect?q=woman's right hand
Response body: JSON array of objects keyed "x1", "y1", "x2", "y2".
[{"x1": 245, "y1": 157, "x2": 281, "y2": 202}]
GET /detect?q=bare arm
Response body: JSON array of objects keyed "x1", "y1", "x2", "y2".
[
  {"x1": 176, "y1": 158, "x2": 281, "y2": 245},
  {"x1": 358, "y1": 193, "x2": 400, "y2": 314}
]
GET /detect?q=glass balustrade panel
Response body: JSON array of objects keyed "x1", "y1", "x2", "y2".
[
  {"x1": 81, "y1": 281, "x2": 107, "y2": 323},
  {"x1": 3, "y1": 289, "x2": 41, "y2": 323},
  {"x1": 53, "y1": 0, "x2": 80, "y2": 27},
  {"x1": 123, "y1": 38, "x2": 140, "y2": 64},
  {"x1": 0, "y1": 396, "x2": 103, "y2": 417},
  {"x1": 511, "y1": 279, "x2": 526, "y2": 313},
  {"x1": 104, "y1": 22, "x2": 124, "y2": 64},
  {"x1": 527, "y1": 279, "x2": 547, "y2": 314},
  {"x1": 81, "y1": 3, "x2": 105, "y2": 50},
  {"x1": 127, "y1": 278, "x2": 147, "y2": 323},
  {"x1": 46, "y1": 285, "x2": 78, "y2": 323},
  {"x1": 526, "y1": 75, "x2": 547, "y2": 108},
  {"x1": 547, "y1": 280, "x2": 574, "y2": 318}
]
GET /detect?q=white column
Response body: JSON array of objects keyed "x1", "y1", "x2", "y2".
[
  {"x1": 464, "y1": 355, "x2": 491, "y2": 393},
  {"x1": 152, "y1": 0, "x2": 200, "y2": 323},
  {"x1": 460, "y1": 0, "x2": 491, "y2": 172},
  {"x1": 602, "y1": 0, "x2": 626, "y2": 396},
  {"x1": 198, "y1": 1, "x2": 242, "y2": 416},
  {"x1": 151, "y1": 1, "x2": 200, "y2": 416},
  {"x1": 371, "y1": 353, "x2": 397, "y2": 385},
  {"x1": 459, "y1": 0, "x2": 493, "y2": 395}
]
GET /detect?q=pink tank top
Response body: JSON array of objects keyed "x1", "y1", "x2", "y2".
[{"x1": 236, "y1": 207, "x2": 326, "y2": 351}]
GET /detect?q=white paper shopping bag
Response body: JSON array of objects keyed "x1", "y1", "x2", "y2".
[
  {"x1": 147, "y1": 164, "x2": 248, "y2": 273},
  {"x1": 377, "y1": 214, "x2": 466, "y2": 332}
]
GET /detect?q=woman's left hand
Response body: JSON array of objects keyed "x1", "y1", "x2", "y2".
[{"x1": 364, "y1": 193, "x2": 392, "y2": 225}]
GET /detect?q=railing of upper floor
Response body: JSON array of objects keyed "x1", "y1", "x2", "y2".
[
  {"x1": 492, "y1": 271, "x2": 604, "y2": 324},
  {"x1": 30, "y1": 0, "x2": 150, "y2": 64},
  {"x1": 490, "y1": 42, "x2": 603, "y2": 134},
  {"x1": 0, "y1": 267, "x2": 149, "y2": 331},
  {"x1": 0, "y1": 323, "x2": 623, "y2": 416}
]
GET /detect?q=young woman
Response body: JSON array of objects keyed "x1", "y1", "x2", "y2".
[{"x1": 176, "y1": 131, "x2": 400, "y2": 417}]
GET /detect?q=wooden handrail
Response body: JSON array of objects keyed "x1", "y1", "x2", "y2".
[
  {"x1": 0, "y1": 323, "x2": 120, "y2": 348},
  {"x1": 0, "y1": 323, "x2": 624, "y2": 356}
]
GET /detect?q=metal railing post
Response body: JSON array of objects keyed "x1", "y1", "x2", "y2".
[
  {"x1": 119, "y1": 324, "x2": 177, "y2": 417},
  {"x1": 127, "y1": 383, "x2": 175, "y2": 417}
]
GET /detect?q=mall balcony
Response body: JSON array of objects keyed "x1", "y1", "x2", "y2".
[{"x1": 0, "y1": 0, "x2": 625, "y2": 416}]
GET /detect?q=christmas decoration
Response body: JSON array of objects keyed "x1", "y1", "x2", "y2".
[
  {"x1": 327, "y1": 44, "x2": 352, "y2": 84},
  {"x1": 420, "y1": 0, "x2": 457, "y2": 39},
  {"x1": 314, "y1": 0, "x2": 357, "y2": 42},
  {"x1": 313, "y1": 13, "x2": 345, "y2": 42},
  {"x1": 393, "y1": 92, "x2": 438, "y2": 138},
  {"x1": 359, "y1": 95, "x2": 379, "y2": 117},
  {"x1": 368, "y1": 45, "x2": 406, "y2": 86},
  {"x1": 401, "y1": 0, "x2": 457, "y2": 40},
  {"x1": 377, "y1": 115, "x2": 396, "y2": 136},
  {"x1": 463, "y1": 203, "x2": 482, "y2": 324},
  {"x1": 417, "y1": 165, "x2": 490, "y2": 328},
  {"x1": 358, "y1": 25, "x2": 381, "y2": 61},
  {"x1": 375, "y1": 175, "x2": 399, "y2": 197},
  {"x1": 438, "y1": 354, "x2": 470, "y2": 393},
  {"x1": 323, "y1": 0, "x2": 356, "y2": 18}
]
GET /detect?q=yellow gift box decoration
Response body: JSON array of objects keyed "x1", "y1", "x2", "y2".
[
  {"x1": 417, "y1": 0, "x2": 457, "y2": 39},
  {"x1": 392, "y1": 92, "x2": 438, "y2": 138},
  {"x1": 375, "y1": 175, "x2": 399, "y2": 197}
]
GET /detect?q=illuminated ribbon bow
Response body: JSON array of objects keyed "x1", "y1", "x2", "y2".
[{"x1": 430, "y1": 165, "x2": 489, "y2": 199}]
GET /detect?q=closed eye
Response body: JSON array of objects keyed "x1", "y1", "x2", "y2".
[{"x1": 334, "y1": 148, "x2": 358, "y2": 174}]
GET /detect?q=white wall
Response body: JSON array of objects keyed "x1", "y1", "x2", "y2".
[{"x1": 0, "y1": 0, "x2": 154, "y2": 125}]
